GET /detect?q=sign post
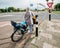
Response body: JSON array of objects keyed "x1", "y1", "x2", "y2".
[
  {"x1": 47, "y1": 1, "x2": 53, "y2": 21},
  {"x1": 35, "y1": 15, "x2": 38, "y2": 37}
]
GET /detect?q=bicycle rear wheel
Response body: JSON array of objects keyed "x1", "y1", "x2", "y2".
[{"x1": 11, "y1": 29, "x2": 23, "y2": 42}]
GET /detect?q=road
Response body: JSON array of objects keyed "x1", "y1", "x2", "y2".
[{"x1": 0, "y1": 11, "x2": 60, "y2": 22}]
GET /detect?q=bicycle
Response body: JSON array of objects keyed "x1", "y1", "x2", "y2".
[{"x1": 11, "y1": 21, "x2": 28, "y2": 42}]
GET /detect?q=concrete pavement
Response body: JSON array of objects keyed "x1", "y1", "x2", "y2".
[
  {"x1": 0, "y1": 21, "x2": 33, "y2": 48},
  {"x1": 24, "y1": 19, "x2": 60, "y2": 48},
  {"x1": 0, "y1": 12, "x2": 60, "y2": 48}
]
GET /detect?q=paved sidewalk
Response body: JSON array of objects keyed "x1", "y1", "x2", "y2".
[
  {"x1": 0, "y1": 19, "x2": 60, "y2": 48},
  {"x1": 24, "y1": 19, "x2": 60, "y2": 48}
]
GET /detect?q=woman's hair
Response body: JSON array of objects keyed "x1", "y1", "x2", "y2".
[{"x1": 26, "y1": 7, "x2": 30, "y2": 12}]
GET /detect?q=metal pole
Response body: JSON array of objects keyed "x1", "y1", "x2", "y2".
[
  {"x1": 35, "y1": 0, "x2": 38, "y2": 37},
  {"x1": 49, "y1": 9, "x2": 51, "y2": 21},
  {"x1": 36, "y1": 0, "x2": 38, "y2": 13},
  {"x1": 35, "y1": 15, "x2": 38, "y2": 37}
]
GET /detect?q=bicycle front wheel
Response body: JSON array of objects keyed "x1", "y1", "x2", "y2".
[{"x1": 11, "y1": 29, "x2": 23, "y2": 42}]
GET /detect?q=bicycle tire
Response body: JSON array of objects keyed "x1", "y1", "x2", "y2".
[{"x1": 11, "y1": 29, "x2": 23, "y2": 42}]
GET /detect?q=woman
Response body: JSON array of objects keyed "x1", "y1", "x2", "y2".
[{"x1": 24, "y1": 7, "x2": 34, "y2": 33}]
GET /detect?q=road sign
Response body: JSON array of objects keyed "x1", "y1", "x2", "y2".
[
  {"x1": 47, "y1": 2, "x2": 53, "y2": 9},
  {"x1": 30, "y1": 4, "x2": 33, "y2": 7}
]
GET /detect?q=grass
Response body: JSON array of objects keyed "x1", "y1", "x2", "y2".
[{"x1": 52, "y1": 11, "x2": 60, "y2": 14}]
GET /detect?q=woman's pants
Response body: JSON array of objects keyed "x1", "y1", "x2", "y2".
[{"x1": 28, "y1": 24, "x2": 33, "y2": 33}]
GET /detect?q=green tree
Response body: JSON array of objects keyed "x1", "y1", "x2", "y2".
[
  {"x1": 8, "y1": 7, "x2": 15, "y2": 12},
  {"x1": 4, "y1": 8, "x2": 8, "y2": 12},
  {"x1": 5, "y1": 8, "x2": 8, "y2": 12},
  {"x1": 35, "y1": 8, "x2": 37, "y2": 11},
  {"x1": 16, "y1": 8, "x2": 20, "y2": 12},
  {"x1": 20, "y1": 9, "x2": 26, "y2": 12},
  {"x1": 46, "y1": 0, "x2": 49, "y2": 2},
  {"x1": 0, "y1": 9, "x2": 6, "y2": 13},
  {"x1": 54, "y1": 3, "x2": 60, "y2": 11}
]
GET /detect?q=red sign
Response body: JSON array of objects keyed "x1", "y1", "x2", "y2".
[{"x1": 47, "y1": 2, "x2": 53, "y2": 9}]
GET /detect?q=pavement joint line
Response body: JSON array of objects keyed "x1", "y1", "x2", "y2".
[
  {"x1": 0, "y1": 42, "x2": 11, "y2": 45},
  {"x1": 46, "y1": 28, "x2": 60, "y2": 33},
  {"x1": 31, "y1": 37, "x2": 37, "y2": 44},
  {"x1": 31, "y1": 37, "x2": 39, "y2": 48},
  {"x1": 43, "y1": 42, "x2": 58, "y2": 48},
  {"x1": 40, "y1": 32, "x2": 52, "y2": 40},
  {"x1": 31, "y1": 43, "x2": 39, "y2": 48},
  {"x1": 0, "y1": 37, "x2": 10, "y2": 40}
]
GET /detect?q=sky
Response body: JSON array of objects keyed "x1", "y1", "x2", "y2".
[{"x1": 0, "y1": 0, "x2": 60, "y2": 10}]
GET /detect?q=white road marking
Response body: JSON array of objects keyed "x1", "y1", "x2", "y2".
[
  {"x1": 0, "y1": 23, "x2": 11, "y2": 28},
  {"x1": 0, "y1": 21, "x2": 20, "y2": 28},
  {"x1": 0, "y1": 15, "x2": 13, "y2": 17}
]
